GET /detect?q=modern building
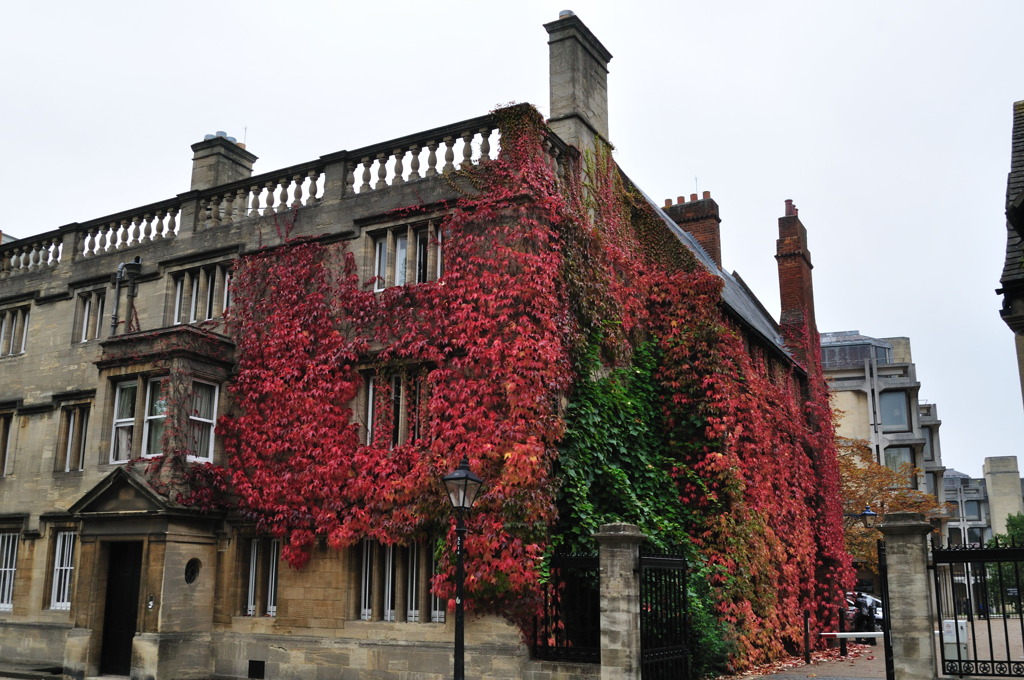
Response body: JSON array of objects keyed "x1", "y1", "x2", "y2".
[
  {"x1": 0, "y1": 13, "x2": 846, "y2": 680},
  {"x1": 998, "y1": 100, "x2": 1024, "y2": 405},
  {"x1": 821, "y1": 331, "x2": 946, "y2": 501},
  {"x1": 945, "y1": 456, "x2": 1024, "y2": 547}
]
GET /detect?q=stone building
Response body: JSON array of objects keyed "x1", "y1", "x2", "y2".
[
  {"x1": 999, "y1": 100, "x2": 1024, "y2": 404},
  {"x1": 0, "y1": 13, "x2": 841, "y2": 680}
]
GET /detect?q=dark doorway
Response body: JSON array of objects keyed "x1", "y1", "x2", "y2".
[{"x1": 100, "y1": 541, "x2": 142, "y2": 675}]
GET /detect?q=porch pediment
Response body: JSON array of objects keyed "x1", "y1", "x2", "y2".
[{"x1": 69, "y1": 466, "x2": 170, "y2": 516}]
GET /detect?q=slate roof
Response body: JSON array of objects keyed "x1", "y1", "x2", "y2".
[
  {"x1": 1001, "y1": 100, "x2": 1024, "y2": 288},
  {"x1": 635, "y1": 186, "x2": 789, "y2": 357}
]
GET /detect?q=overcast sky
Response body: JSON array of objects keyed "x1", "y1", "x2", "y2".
[{"x1": 3, "y1": 1, "x2": 1023, "y2": 477}]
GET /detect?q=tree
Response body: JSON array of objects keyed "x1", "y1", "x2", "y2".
[{"x1": 838, "y1": 437, "x2": 945, "y2": 572}]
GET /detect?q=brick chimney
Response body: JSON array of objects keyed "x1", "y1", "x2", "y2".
[
  {"x1": 544, "y1": 11, "x2": 613, "y2": 152},
  {"x1": 663, "y1": 191, "x2": 722, "y2": 269},
  {"x1": 775, "y1": 199, "x2": 816, "y2": 334},
  {"x1": 190, "y1": 133, "x2": 258, "y2": 191}
]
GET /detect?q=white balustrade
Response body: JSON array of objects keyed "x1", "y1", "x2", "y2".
[{"x1": 344, "y1": 127, "x2": 500, "y2": 196}]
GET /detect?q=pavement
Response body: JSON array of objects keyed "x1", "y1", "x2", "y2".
[
  {"x1": 0, "y1": 661, "x2": 64, "y2": 680},
  {"x1": 732, "y1": 643, "x2": 886, "y2": 680}
]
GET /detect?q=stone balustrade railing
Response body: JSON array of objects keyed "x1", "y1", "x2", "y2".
[{"x1": 1, "y1": 113, "x2": 571, "y2": 280}]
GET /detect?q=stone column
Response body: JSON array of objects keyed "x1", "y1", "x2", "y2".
[
  {"x1": 879, "y1": 512, "x2": 936, "y2": 680},
  {"x1": 594, "y1": 523, "x2": 644, "y2": 680}
]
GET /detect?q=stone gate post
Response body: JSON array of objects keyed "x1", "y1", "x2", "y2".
[
  {"x1": 594, "y1": 523, "x2": 645, "y2": 680},
  {"x1": 879, "y1": 512, "x2": 937, "y2": 680}
]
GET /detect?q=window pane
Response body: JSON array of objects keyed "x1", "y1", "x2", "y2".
[
  {"x1": 884, "y1": 446, "x2": 912, "y2": 470},
  {"x1": 112, "y1": 384, "x2": 137, "y2": 462},
  {"x1": 374, "y1": 240, "x2": 387, "y2": 291},
  {"x1": 147, "y1": 381, "x2": 168, "y2": 417},
  {"x1": 407, "y1": 543, "x2": 420, "y2": 622},
  {"x1": 144, "y1": 380, "x2": 167, "y2": 457},
  {"x1": 395, "y1": 235, "x2": 408, "y2": 286},
  {"x1": 192, "y1": 383, "x2": 215, "y2": 420},
  {"x1": 145, "y1": 420, "x2": 165, "y2": 456},
  {"x1": 116, "y1": 384, "x2": 137, "y2": 420},
  {"x1": 267, "y1": 540, "x2": 279, "y2": 617},
  {"x1": 0, "y1": 533, "x2": 17, "y2": 611},
  {"x1": 50, "y1": 531, "x2": 75, "y2": 610},
  {"x1": 246, "y1": 540, "x2": 259, "y2": 616},
  {"x1": 360, "y1": 540, "x2": 374, "y2": 620},
  {"x1": 416, "y1": 232, "x2": 429, "y2": 283},
  {"x1": 967, "y1": 527, "x2": 984, "y2": 546},
  {"x1": 880, "y1": 391, "x2": 909, "y2": 431}
]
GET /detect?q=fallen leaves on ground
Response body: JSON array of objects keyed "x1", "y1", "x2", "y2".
[{"x1": 720, "y1": 643, "x2": 878, "y2": 677}]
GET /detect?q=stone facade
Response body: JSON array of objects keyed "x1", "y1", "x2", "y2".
[{"x1": 0, "y1": 13, "x2": 822, "y2": 680}]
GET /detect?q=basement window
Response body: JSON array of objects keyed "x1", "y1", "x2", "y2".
[
  {"x1": 358, "y1": 540, "x2": 442, "y2": 623},
  {"x1": 245, "y1": 538, "x2": 279, "y2": 617}
]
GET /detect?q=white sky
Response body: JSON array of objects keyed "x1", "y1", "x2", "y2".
[{"x1": 3, "y1": 0, "x2": 1023, "y2": 477}]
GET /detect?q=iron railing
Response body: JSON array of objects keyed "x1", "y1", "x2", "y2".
[
  {"x1": 532, "y1": 551, "x2": 600, "y2": 664},
  {"x1": 933, "y1": 543, "x2": 1024, "y2": 676}
]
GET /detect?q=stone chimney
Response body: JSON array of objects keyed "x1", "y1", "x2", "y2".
[
  {"x1": 544, "y1": 11, "x2": 613, "y2": 152},
  {"x1": 663, "y1": 191, "x2": 722, "y2": 269},
  {"x1": 190, "y1": 133, "x2": 258, "y2": 192},
  {"x1": 775, "y1": 199, "x2": 816, "y2": 333}
]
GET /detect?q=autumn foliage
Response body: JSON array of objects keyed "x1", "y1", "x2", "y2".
[
  {"x1": 838, "y1": 437, "x2": 945, "y2": 572},
  {"x1": 208, "y1": 103, "x2": 852, "y2": 668}
]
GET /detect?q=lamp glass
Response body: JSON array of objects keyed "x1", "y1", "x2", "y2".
[
  {"x1": 860, "y1": 506, "x2": 878, "y2": 529},
  {"x1": 443, "y1": 459, "x2": 483, "y2": 511}
]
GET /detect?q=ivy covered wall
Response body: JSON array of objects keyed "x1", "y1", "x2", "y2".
[{"x1": 203, "y1": 103, "x2": 852, "y2": 670}]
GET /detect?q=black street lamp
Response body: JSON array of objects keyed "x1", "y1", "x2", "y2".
[{"x1": 442, "y1": 456, "x2": 483, "y2": 680}]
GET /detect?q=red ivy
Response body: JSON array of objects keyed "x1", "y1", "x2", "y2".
[{"x1": 213, "y1": 103, "x2": 852, "y2": 663}]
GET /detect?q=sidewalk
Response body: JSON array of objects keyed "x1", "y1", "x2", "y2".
[{"x1": 731, "y1": 643, "x2": 885, "y2": 680}]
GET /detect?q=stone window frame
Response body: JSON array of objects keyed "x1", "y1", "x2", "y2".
[
  {"x1": 169, "y1": 261, "x2": 233, "y2": 326},
  {"x1": 244, "y1": 537, "x2": 280, "y2": 617},
  {"x1": 55, "y1": 399, "x2": 91, "y2": 473},
  {"x1": 0, "y1": 409, "x2": 13, "y2": 477},
  {"x1": 109, "y1": 375, "x2": 220, "y2": 464},
  {"x1": 0, "y1": 305, "x2": 30, "y2": 357},
  {"x1": 73, "y1": 287, "x2": 107, "y2": 344},
  {"x1": 0, "y1": 530, "x2": 18, "y2": 612},
  {"x1": 369, "y1": 220, "x2": 442, "y2": 292},
  {"x1": 357, "y1": 539, "x2": 443, "y2": 624},
  {"x1": 48, "y1": 528, "x2": 76, "y2": 611},
  {"x1": 361, "y1": 367, "x2": 430, "y2": 450}
]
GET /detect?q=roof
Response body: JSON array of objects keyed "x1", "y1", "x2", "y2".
[
  {"x1": 1001, "y1": 100, "x2": 1024, "y2": 287},
  {"x1": 637, "y1": 186, "x2": 788, "y2": 356}
]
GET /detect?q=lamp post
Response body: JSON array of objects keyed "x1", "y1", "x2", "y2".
[
  {"x1": 860, "y1": 505, "x2": 878, "y2": 529},
  {"x1": 442, "y1": 456, "x2": 483, "y2": 680},
  {"x1": 838, "y1": 506, "x2": 880, "y2": 657}
]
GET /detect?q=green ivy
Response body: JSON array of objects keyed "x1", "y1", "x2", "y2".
[{"x1": 556, "y1": 338, "x2": 730, "y2": 677}]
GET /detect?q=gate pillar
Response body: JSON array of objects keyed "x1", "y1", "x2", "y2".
[
  {"x1": 595, "y1": 523, "x2": 645, "y2": 680},
  {"x1": 879, "y1": 512, "x2": 936, "y2": 680}
]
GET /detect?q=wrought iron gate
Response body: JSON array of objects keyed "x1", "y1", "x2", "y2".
[
  {"x1": 933, "y1": 543, "x2": 1024, "y2": 677},
  {"x1": 639, "y1": 547, "x2": 689, "y2": 680},
  {"x1": 532, "y1": 552, "x2": 601, "y2": 663}
]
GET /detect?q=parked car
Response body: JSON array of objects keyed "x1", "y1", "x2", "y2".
[{"x1": 845, "y1": 592, "x2": 883, "y2": 629}]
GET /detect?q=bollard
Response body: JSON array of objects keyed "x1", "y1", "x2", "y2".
[{"x1": 803, "y1": 609, "x2": 811, "y2": 664}]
